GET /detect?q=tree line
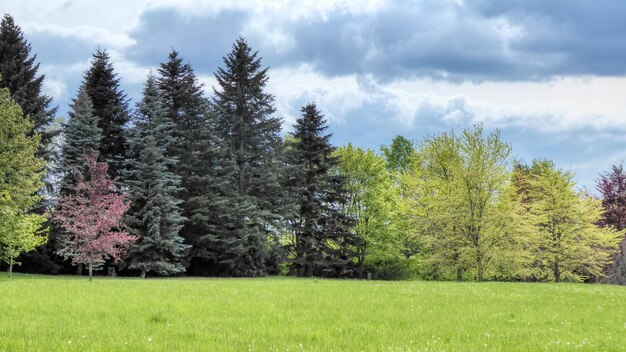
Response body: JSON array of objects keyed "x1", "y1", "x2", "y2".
[{"x1": 0, "y1": 14, "x2": 625, "y2": 283}]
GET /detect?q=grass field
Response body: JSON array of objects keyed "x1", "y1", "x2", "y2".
[{"x1": 0, "y1": 274, "x2": 625, "y2": 351}]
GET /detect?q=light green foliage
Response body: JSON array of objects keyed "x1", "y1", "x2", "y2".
[
  {"x1": 0, "y1": 88, "x2": 47, "y2": 273},
  {"x1": 0, "y1": 275, "x2": 625, "y2": 351},
  {"x1": 381, "y1": 135, "x2": 414, "y2": 173},
  {"x1": 402, "y1": 124, "x2": 526, "y2": 281},
  {"x1": 519, "y1": 161, "x2": 623, "y2": 282},
  {"x1": 335, "y1": 144, "x2": 406, "y2": 278}
]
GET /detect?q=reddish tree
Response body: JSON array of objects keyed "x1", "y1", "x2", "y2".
[
  {"x1": 597, "y1": 164, "x2": 626, "y2": 284},
  {"x1": 54, "y1": 154, "x2": 136, "y2": 281}
]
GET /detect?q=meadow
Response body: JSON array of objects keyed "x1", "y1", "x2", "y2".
[{"x1": 0, "y1": 274, "x2": 625, "y2": 351}]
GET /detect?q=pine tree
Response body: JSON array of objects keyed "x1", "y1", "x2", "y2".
[
  {"x1": 157, "y1": 50, "x2": 241, "y2": 276},
  {"x1": 287, "y1": 103, "x2": 358, "y2": 277},
  {"x1": 125, "y1": 74, "x2": 189, "y2": 277},
  {"x1": 0, "y1": 14, "x2": 58, "y2": 162},
  {"x1": 82, "y1": 49, "x2": 129, "y2": 177},
  {"x1": 212, "y1": 37, "x2": 289, "y2": 276},
  {"x1": 59, "y1": 87, "x2": 102, "y2": 195}
]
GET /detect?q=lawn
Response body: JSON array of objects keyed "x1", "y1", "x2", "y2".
[{"x1": 0, "y1": 274, "x2": 625, "y2": 351}]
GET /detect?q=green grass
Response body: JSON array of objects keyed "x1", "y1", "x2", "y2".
[{"x1": 0, "y1": 274, "x2": 625, "y2": 351}]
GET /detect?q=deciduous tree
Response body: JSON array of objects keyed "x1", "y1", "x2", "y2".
[
  {"x1": 596, "y1": 165, "x2": 626, "y2": 284},
  {"x1": 0, "y1": 87, "x2": 47, "y2": 277},
  {"x1": 54, "y1": 154, "x2": 135, "y2": 281},
  {"x1": 406, "y1": 125, "x2": 527, "y2": 281},
  {"x1": 522, "y1": 161, "x2": 622, "y2": 282},
  {"x1": 335, "y1": 144, "x2": 404, "y2": 278}
]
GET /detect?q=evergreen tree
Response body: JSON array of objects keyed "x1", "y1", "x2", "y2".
[
  {"x1": 0, "y1": 14, "x2": 58, "y2": 162},
  {"x1": 212, "y1": 37, "x2": 289, "y2": 276},
  {"x1": 59, "y1": 87, "x2": 102, "y2": 195},
  {"x1": 82, "y1": 49, "x2": 129, "y2": 177},
  {"x1": 125, "y1": 75, "x2": 189, "y2": 277},
  {"x1": 157, "y1": 50, "x2": 241, "y2": 276},
  {"x1": 287, "y1": 103, "x2": 358, "y2": 277}
]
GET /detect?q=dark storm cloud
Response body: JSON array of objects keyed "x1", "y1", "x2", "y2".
[
  {"x1": 127, "y1": 0, "x2": 626, "y2": 82},
  {"x1": 126, "y1": 8, "x2": 250, "y2": 73}
]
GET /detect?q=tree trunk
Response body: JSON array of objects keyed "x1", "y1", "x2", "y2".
[
  {"x1": 88, "y1": 262, "x2": 93, "y2": 282},
  {"x1": 554, "y1": 261, "x2": 560, "y2": 283},
  {"x1": 8, "y1": 256, "x2": 13, "y2": 278},
  {"x1": 140, "y1": 270, "x2": 146, "y2": 279},
  {"x1": 76, "y1": 263, "x2": 83, "y2": 275},
  {"x1": 456, "y1": 266, "x2": 463, "y2": 281}
]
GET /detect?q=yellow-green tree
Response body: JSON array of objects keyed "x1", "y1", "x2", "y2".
[
  {"x1": 403, "y1": 124, "x2": 529, "y2": 281},
  {"x1": 519, "y1": 160, "x2": 622, "y2": 282},
  {"x1": 0, "y1": 88, "x2": 47, "y2": 277},
  {"x1": 335, "y1": 144, "x2": 406, "y2": 278}
]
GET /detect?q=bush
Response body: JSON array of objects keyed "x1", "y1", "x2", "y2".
[{"x1": 363, "y1": 255, "x2": 419, "y2": 280}]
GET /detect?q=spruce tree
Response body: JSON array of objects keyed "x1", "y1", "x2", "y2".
[
  {"x1": 125, "y1": 75, "x2": 189, "y2": 277},
  {"x1": 0, "y1": 14, "x2": 58, "y2": 162},
  {"x1": 59, "y1": 87, "x2": 102, "y2": 195},
  {"x1": 287, "y1": 103, "x2": 358, "y2": 277},
  {"x1": 82, "y1": 49, "x2": 129, "y2": 177},
  {"x1": 212, "y1": 37, "x2": 289, "y2": 276},
  {"x1": 157, "y1": 50, "x2": 241, "y2": 276},
  {"x1": 0, "y1": 14, "x2": 60, "y2": 274}
]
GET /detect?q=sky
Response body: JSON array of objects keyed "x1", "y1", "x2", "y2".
[{"x1": 2, "y1": 0, "x2": 626, "y2": 191}]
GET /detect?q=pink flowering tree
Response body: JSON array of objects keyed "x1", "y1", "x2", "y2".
[{"x1": 54, "y1": 153, "x2": 136, "y2": 281}]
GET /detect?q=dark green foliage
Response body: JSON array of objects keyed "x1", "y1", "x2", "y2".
[
  {"x1": 125, "y1": 75, "x2": 189, "y2": 277},
  {"x1": 82, "y1": 49, "x2": 129, "y2": 177},
  {"x1": 212, "y1": 38, "x2": 290, "y2": 276},
  {"x1": 381, "y1": 135, "x2": 414, "y2": 172},
  {"x1": 0, "y1": 14, "x2": 58, "y2": 163},
  {"x1": 59, "y1": 87, "x2": 102, "y2": 195},
  {"x1": 287, "y1": 103, "x2": 358, "y2": 277},
  {"x1": 156, "y1": 50, "x2": 241, "y2": 276}
]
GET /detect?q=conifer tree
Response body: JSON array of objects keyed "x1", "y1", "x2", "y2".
[
  {"x1": 82, "y1": 49, "x2": 129, "y2": 177},
  {"x1": 287, "y1": 103, "x2": 358, "y2": 277},
  {"x1": 212, "y1": 37, "x2": 289, "y2": 276},
  {"x1": 59, "y1": 87, "x2": 102, "y2": 195},
  {"x1": 125, "y1": 75, "x2": 189, "y2": 277},
  {"x1": 157, "y1": 50, "x2": 240, "y2": 276},
  {"x1": 0, "y1": 14, "x2": 58, "y2": 162}
]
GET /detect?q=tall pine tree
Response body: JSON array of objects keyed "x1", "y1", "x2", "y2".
[
  {"x1": 82, "y1": 49, "x2": 129, "y2": 178},
  {"x1": 157, "y1": 50, "x2": 241, "y2": 276},
  {"x1": 59, "y1": 87, "x2": 102, "y2": 195},
  {"x1": 287, "y1": 103, "x2": 358, "y2": 277},
  {"x1": 212, "y1": 37, "x2": 289, "y2": 276},
  {"x1": 125, "y1": 74, "x2": 189, "y2": 277},
  {"x1": 0, "y1": 14, "x2": 58, "y2": 162}
]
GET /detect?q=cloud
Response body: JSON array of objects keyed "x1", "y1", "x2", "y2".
[{"x1": 126, "y1": 8, "x2": 250, "y2": 72}]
